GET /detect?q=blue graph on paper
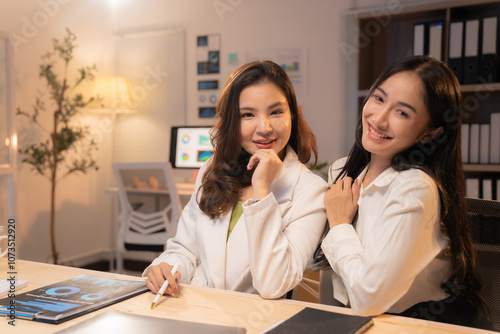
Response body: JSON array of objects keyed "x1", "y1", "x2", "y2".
[
  {"x1": 0, "y1": 274, "x2": 148, "y2": 322},
  {"x1": 16, "y1": 299, "x2": 79, "y2": 312}
]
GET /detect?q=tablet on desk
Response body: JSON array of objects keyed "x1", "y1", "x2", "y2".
[
  {"x1": 56, "y1": 310, "x2": 246, "y2": 334},
  {"x1": 0, "y1": 275, "x2": 148, "y2": 324}
]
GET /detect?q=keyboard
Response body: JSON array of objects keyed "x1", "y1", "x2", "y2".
[{"x1": 0, "y1": 279, "x2": 28, "y2": 298}]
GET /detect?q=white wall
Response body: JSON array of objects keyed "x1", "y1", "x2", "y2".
[
  {"x1": 0, "y1": 0, "x2": 116, "y2": 264},
  {"x1": 1, "y1": 0, "x2": 358, "y2": 264},
  {"x1": 113, "y1": 0, "x2": 356, "y2": 163}
]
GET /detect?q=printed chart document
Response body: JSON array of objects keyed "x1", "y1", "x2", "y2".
[{"x1": 0, "y1": 275, "x2": 148, "y2": 324}]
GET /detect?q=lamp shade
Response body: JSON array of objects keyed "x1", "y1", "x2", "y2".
[{"x1": 86, "y1": 76, "x2": 136, "y2": 113}]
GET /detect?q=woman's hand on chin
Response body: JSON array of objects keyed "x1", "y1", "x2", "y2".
[{"x1": 247, "y1": 149, "x2": 283, "y2": 200}]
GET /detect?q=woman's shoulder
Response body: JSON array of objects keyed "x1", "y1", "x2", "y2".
[
  {"x1": 384, "y1": 168, "x2": 441, "y2": 216},
  {"x1": 285, "y1": 146, "x2": 327, "y2": 187},
  {"x1": 327, "y1": 157, "x2": 348, "y2": 183},
  {"x1": 389, "y1": 168, "x2": 438, "y2": 198},
  {"x1": 299, "y1": 163, "x2": 328, "y2": 187},
  {"x1": 394, "y1": 167, "x2": 435, "y2": 185},
  {"x1": 272, "y1": 150, "x2": 327, "y2": 200},
  {"x1": 291, "y1": 165, "x2": 327, "y2": 202},
  {"x1": 329, "y1": 157, "x2": 348, "y2": 171}
]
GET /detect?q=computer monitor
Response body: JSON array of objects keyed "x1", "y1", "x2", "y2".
[{"x1": 169, "y1": 126, "x2": 214, "y2": 169}]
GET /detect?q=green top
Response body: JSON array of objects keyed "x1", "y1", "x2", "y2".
[{"x1": 227, "y1": 201, "x2": 243, "y2": 241}]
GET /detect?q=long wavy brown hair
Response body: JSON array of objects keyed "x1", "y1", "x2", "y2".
[{"x1": 198, "y1": 60, "x2": 318, "y2": 218}]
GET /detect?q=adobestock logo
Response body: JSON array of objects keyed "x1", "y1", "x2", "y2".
[
  {"x1": 395, "y1": 74, "x2": 495, "y2": 168},
  {"x1": 11, "y1": 0, "x2": 72, "y2": 54},
  {"x1": 235, "y1": 299, "x2": 275, "y2": 331},
  {"x1": 340, "y1": 0, "x2": 406, "y2": 64},
  {"x1": 129, "y1": 64, "x2": 170, "y2": 103},
  {"x1": 213, "y1": 0, "x2": 244, "y2": 21}
]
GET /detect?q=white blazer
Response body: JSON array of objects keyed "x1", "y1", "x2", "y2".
[{"x1": 143, "y1": 146, "x2": 327, "y2": 298}]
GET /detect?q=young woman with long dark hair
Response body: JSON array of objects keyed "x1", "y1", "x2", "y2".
[
  {"x1": 144, "y1": 60, "x2": 327, "y2": 299},
  {"x1": 316, "y1": 55, "x2": 492, "y2": 329}
]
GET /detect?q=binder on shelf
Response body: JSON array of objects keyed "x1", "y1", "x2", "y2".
[
  {"x1": 469, "y1": 123, "x2": 480, "y2": 164},
  {"x1": 413, "y1": 21, "x2": 443, "y2": 60},
  {"x1": 413, "y1": 22, "x2": 427, "y2": 56},
  {"x1": 482, "y1": 179, "x2": 493, "y2": 200},
  {"x1": 480, "y1": 15, "x2": 499, "y2": 83},
  {"x1": 463, "y1": 19, "x2": 480, "y2": 84},
  {"x1": 461, "y1": 123, "x2": 470, "y2": 163},
  {"x1": 479, "y1": 123, "x2": 490, "y2": 164},
  {"x1": 491, "y1": 113, "x2": 500, "y2": 164},
  {"x1": 429, "y1": 22, "x2": 443, "y2": 60},
  {"x1": 466, "y1": 178, "x2": 480, "y2": 199},
  {"x1": 497, "y1": 179, "x2": 500, "y2": 201},
  {"x1": 448, "y1": 21, "x2": 464, "y2": 83}
]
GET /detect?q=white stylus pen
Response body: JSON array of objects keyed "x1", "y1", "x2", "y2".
[{"x1": 150, "y1": 263, "x2": 180, "y2": 309}]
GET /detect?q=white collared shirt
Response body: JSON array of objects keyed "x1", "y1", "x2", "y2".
[{"x1": 321, "y1": 157, "x2": 451, "y2": 315}]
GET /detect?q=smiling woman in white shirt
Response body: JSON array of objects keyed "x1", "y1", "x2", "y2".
[
  {"x1": 314, "y1": 56, "x2": 493, "y2": 330},
  {"x1": 143, "y1": 60, "x2": 327, "y2": 299}
]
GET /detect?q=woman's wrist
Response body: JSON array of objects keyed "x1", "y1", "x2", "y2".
[
  {"x1": 252, "y1": 187, "x2": 270, "y2": 201},
  {"x1": 251, "y1": 192, "x2": 270, "y2": 204}
]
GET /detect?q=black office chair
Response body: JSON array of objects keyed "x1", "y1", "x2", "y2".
[{"x1": 466, "y1": 197, "x2": 500, "y2": 331}]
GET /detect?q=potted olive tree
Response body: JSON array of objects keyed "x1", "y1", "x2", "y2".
[{"x1": 17, "y1": 29, "x2": 98, "y2": 264}]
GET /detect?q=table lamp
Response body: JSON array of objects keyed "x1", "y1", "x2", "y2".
[{"x1": 85, "y1": 75, "x2": 136, "y2": 161}]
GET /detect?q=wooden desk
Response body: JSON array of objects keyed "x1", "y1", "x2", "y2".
[
  {"x1": 104, "y1": 183, "x2": 196, "y2": 197},
  {"x1": 1, "y1": 259, "x2": 495, "y2": 333}
]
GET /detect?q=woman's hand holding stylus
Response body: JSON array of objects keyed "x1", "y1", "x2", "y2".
[{"x1": 146, "y1": 262, "x2": 181, "y2": 297}]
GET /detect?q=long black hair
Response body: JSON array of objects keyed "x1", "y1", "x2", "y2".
[{"x1": 315, "y1": 55, "x2": 486, "y2": 315}]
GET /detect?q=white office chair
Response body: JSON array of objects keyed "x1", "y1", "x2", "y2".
[{"x1": 112, "y1": 162, "x2": 182, "y2": 273}]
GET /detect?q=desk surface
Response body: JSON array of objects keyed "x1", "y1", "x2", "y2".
[
  {"x1": 105, "y1": 183, "x2": 195, "y2": 197},
  {"x1": 0, "y1": 259, "x2": 495, "y2": 334}
]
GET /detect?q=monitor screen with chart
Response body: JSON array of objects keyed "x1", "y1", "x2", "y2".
[{"x1": 169, "y1": 126, "x2": 214, "y2": 169}]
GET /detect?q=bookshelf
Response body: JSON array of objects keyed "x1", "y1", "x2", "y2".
[{"x1": 351, "y1": 0, "x2": 500, "y2": 199}]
